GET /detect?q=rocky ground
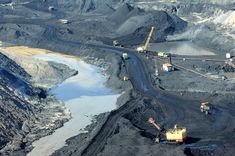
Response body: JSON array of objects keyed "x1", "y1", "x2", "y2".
[
  {"x1": 0, "y1": 0, "x2": 235, "y2": 156},
  {"x1": 0, "y1": 52, "x2": 77, "y2": 155}
]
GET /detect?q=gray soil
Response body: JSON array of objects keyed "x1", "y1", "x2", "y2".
[
  {"x1": 0, "y1": 0, "x2": 235, "y2": 156},
  {"x1": 0, "y1": 52, "x2": 76, "y2": 155}
]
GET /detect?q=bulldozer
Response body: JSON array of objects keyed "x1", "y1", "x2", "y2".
[
  {"x1": 123, "y1": 76, "x2": 129, "y2": 81},
  {"x1": 137, "y1": 27, "x2": 155, "y2": 53},
  {"x1": 148, "y1": 118, "x2": 187, "y2": 144},
  {"x1": 200, "y1": 102, "x2": 214, "y2": 115}
]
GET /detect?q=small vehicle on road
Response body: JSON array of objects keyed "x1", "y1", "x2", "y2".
[{"x1": 200, "y1": 102, "x2": 214, "y2": 115}]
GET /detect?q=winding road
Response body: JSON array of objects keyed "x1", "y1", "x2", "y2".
[{"x1": 0, "y1": 13, "x2": 234, "y2": 156}]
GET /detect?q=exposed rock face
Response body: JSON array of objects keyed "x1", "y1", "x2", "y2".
[
  {"x1": 0, "y1": 53, "x2": 75, "y2": 154},
  {"x1": 0, "y1": 52, "x2": 36, "y2": 151},
  {"x1": 51, "y1": 0, "x2": 127, "y2": 13},
  {"x1": 0, "y1": 24, "x2": 45, "y2": 46}
]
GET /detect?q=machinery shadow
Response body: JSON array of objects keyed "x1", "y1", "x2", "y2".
[
  {"x1": 184, "y1": 137, "x2": 201, "y2": 144},
  {"x1": 140, "y1": 131, "x2": 156, "y2": 140}
]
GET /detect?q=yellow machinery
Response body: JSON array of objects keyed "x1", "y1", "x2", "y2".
[
  {"x1": 148, "y1": 118, "x2": 187, "y2": 143},
  {"x1": 137, "y1": 27, "x2": 155, "y2": 53},
  {"x1": 59, "y1": 19, "x2": 69, "y2": 24},
  {"x1": 158, "y1": 52, "x2": 169, "y2": 57},
  {"x1": 166, "y1": 127, "x2": 187, "y2": 143},
  {"x1": 123, "y1": 76, "x2": 129, "y2": 81}
]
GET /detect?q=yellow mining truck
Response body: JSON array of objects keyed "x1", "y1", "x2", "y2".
[
  {"x1": 123, "y1": 76, "x2": 129, "y2": 81},
  {"x1": 157, "y1": 52, "x2": 170, "y2": 57},
  {"x1": 148, "y1": 118, "x2": 187, "y2": 143}
]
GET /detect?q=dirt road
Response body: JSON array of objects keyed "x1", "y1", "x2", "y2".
[{"x1": 1, "y1": 1, "x2": 235, "y2": 155}]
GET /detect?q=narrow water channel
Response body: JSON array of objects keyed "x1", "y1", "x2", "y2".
[{"x1": 27, "y1": 53, "x2": 120, "y2": 156}]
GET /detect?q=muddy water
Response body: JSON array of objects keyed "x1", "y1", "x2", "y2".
[
  {"x1": 149, "y1": 41, "x2": 216, "y2": 56},
  {"x1": 27, "y1": 54, "x2": 120, "y2": 156}
]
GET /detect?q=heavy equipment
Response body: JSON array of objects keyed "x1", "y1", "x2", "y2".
[
  {"x1": 226, "y1": 53, "x2": 231, "y2": 59},
  {"x1": 122, "y1": 53, "x2": 128, "y2": 60},
  {"x1": 162, "y1": 63, "x2": 174, "y2": 72},
  {"x1": 200, "y1": 102, "x2": 214, "y2": 115},
  {"x1": 162, "y1": 54, "x2": 174, "y2": 72},
  {"x1": 48, "y1": 6, "x2": 55, "y2": 11},
  {"x1": 113, "y1": 40, "x2": 122, "y2": 47},
  {"x1": 123, "y1": 76, "x2": 129, "y2": 81},
  {"x1": 137, "y1": 27, "x2": 155, "y2": 53},
  {"x1": 59, "y1": 19, "x2": 69, "y2": 24},
  {"x1": 148, "y1": 118, "x2": 187, "y2": 143},
  {"x1": 158, "y1": 52, "x2": 170, "y2": 58}
]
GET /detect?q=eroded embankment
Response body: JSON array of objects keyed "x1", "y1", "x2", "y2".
[
  {"x1": 27, "y1": 53, "x2": 121, "y2": 156},
  {"x1": 0, "y1": 47, "x2": 77, "y2": 155}
]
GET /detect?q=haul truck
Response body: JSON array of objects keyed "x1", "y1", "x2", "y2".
[
  {"x1": 200, "y1": 102, "x2": 214, "y2": 115},
  {"x1": 122, "y1": 53, "x2": 128, "y2": 60}
]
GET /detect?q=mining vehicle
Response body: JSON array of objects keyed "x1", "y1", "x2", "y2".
[
  {"x1": 162, "y1": 54, "x2": 174, "y2": 72},
  {"x1": 137, "y1": 27, "x2": 154, "y2": 53},
  {"x1": 113, "y1": 40, "x2": 123, "y2": 47},
  {"x1": 123, "y1": 76, "x2": 129, "y2": 81},
  {"x1": 59, "y1": 19, "x2": 69, "y2": 24},
  {"x1": 48, "y1": 6, "x2": 55, "y2": 11},
  {"x1": 158, "y1": 52, "x2": 170, "y2": 57},
  {"x1": 122, "y1": 53, "x2": 128, "y2": 60},
  {"x1": 148, "y1": 118, "x2": 187, "y2": 144},
  {"x1": 162, "y1": 63, "x2": 174, "y2": 72},
  {"x1": 200, "y1": 102, "x2": 214, "y2": 115}
]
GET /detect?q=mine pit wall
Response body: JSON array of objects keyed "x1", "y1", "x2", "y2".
[
  {"x1": 0, "y1": 43, "x2": 133, "y2": 155},
  {"x1": 0, "y1": 52, "x2": 77, "y2": 155},
  {"x1": 0, "y1": 1, "x2": 234, "y2": 156},
  {"x1": 132, "y1": 1, "x2": 235, "y2": 54},
  {"x1": 49, "y1": 50, "x2": 134, "y2": 156}
]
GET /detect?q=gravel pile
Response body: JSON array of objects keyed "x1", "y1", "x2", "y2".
[{"x1": 109, "y1": 3, "x2": 187, "y2": 45}]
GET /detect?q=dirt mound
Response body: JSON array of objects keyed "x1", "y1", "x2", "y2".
[
  {"x1": 0, "y1": 0, "x2": 11, "y2": 4},
  {"x1": 0, "y1": 52, "x2": 74, "y2": 154},
  {"x1": 24, "y1": 0, "x2": 115, "y2": 14},
  {"x1": 53, "y1": 0, "x2": 115, "y2": 13},
  {"x1": 0, "y1": 24, "x2": 45, "y2": 45},
  {"x1": 71, "y1": 0, "x2": 115, "y2": 13},
  {"x1": 109, "y1": 5, "x2": 187, "y2": 45},
  {"x1": 108, "y1": 3, "x2": 143, "y2": 25}
]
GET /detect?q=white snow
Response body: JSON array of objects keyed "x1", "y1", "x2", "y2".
[{"x1": 27, "y1": 53, "x2": 120, "y2": 156}]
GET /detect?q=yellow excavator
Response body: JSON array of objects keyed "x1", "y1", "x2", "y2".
[
  {"x1": 148, "y1": 118, "x2": 187, "y2": 144},
  {"x1": 137, "y1": 27, "x2": 155, "y2": 53}
]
